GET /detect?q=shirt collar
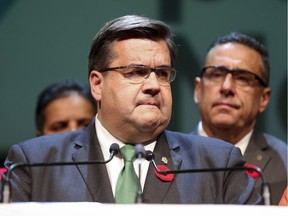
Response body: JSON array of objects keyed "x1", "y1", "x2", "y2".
[
  {"x1": 197, "y1": 121, "x2": 253, "y2": 155},
  {"x1": 95, "y1": 114, "x2": 156, "y2": 158}
]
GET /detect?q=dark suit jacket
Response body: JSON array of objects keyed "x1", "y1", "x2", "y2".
[
  {"x1": 191, "y1": 128, "x2": 287, "y2": 205},
  {"x1": 1, "y1": 120, "x2": 260, "y2": 204}
]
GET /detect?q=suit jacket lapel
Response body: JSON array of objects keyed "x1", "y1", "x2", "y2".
[
  {"x1": 71, "y1": 119, "x2": 114, "y2": 203},
  {"x1": 193, "y1": 127, "x2": 271, "y2": 173},
  {"x1": 244, "y1": 131, "x2": 271, "y2": 186},
  {"x1": 244, "y1": 131, "x2": 271, "y2": 169},
  {"x1": 143, "y1": 132, "x2": 182, "y2": 203}
]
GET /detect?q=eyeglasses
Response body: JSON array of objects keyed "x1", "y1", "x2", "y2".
[
  {"x1": 98, "y1": 65, "x2": 177, "y2": 85},
  {"x1": 200, "y1": 66, "x2": 268, "y2": 87}
]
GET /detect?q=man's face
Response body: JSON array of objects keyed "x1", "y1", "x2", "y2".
[
  {"x1": 90, "y1": 39, "x2": 173, "y2": 143},
  {"x1": 194, "y1": 43, "x2": 271, "y2": 132}
]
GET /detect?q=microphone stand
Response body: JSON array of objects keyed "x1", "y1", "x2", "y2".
[
  {"x1": 134, "y1": 144, "x2": 146, "y2": 204},
  {"x1": 136, "y1": 155, "x2": 144, "y2": 204},
  {"x1": 2, "y1": 143, "x2": 120, "y2": 204},
  {"x1": 145, "y1": 151, "x2": 271, "y2": 205}
]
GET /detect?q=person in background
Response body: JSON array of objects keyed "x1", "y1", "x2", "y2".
[
  {"x1": 191, "y1": 32, "x2": 287, "y2": 205},
  {"x1": 0, "y1": 80, "x2": 97, "y2": 178},
  {"x1": 0, "y1": 15, "x2": 261, "y2": 204},
  {"x1": 35, "y1": 79, "x2": 97, "y2": 136}
]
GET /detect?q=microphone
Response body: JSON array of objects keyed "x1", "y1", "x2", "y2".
[
  {"x1": 145, "y1": 150, "x2": 271, "y2": 205},
  {"x1": 134, "y1": 144, "x2": 146, "y2": 204},
  {"x1": 2, "y1": 143, "x2": 120, "y2": 204}
]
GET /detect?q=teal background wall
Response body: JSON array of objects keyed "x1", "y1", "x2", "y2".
[{"x1": 0, "y1": 0, "x2": 287, "y2": 164}]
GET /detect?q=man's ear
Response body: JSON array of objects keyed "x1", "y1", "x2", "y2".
[
  {"x1": 194, "y1": 77, "x2": 202, "y2": 104},
  {"x1": 89, "y1": 70, "x2": 103, "y2": 101},
  {"x1": 258, "y1": 87, "x2": 271, "y2": 113}
]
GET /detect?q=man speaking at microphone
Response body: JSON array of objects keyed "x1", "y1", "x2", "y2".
[{"x1": 0, "y1": 15, "x2": 261, "y2": 204}]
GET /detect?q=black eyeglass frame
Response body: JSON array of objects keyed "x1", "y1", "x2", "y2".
[
  {"x1": 98, "y1": 65, "x2": 177, "y2": 84},
  {"x1": 200, "y1": 65, "x2": 268, "y2": 87}
]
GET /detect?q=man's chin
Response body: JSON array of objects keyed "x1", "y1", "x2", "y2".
[
  {"x1": 212, "y1": 121, "x2": 236, "y2": 129},
  {"x1": 139, "y1": 117, "x2": 168, "y2": 130},
  {"x1": 211, "y1": 116, "x2": 237, "y2": 128}
]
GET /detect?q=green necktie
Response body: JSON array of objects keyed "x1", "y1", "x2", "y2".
[{"x1": 115, "y1": 145, "x2": 138, "y2": 203}]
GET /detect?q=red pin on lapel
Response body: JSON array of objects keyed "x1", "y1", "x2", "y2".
[
  {"x1": 153, "y1": 165, "x2": 174, "y2": 182},
  {"x1": 245, "y1": 163, "x2": 261, "y2": 179},
  {"x1": 0, "y1": 168, "x2": 7, "y2": 181}
]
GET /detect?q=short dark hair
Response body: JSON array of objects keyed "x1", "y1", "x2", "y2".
[
  {"x1": 206, "y1": 32, "x2": 270, "y2": 85},
  {"x1": 88, "y1": 15, "x2": 177, "y2": 76},
  {"x1": 35, "y1": 80, "x2": 97, "y2": 131}
]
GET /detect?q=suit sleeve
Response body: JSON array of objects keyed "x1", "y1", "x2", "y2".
[
  {"x1": 1, "y1": 144, "x2": 32, "y2": 202},
  {"x1": 224, "y1": 147, "x2": 262, "y2": 204}
]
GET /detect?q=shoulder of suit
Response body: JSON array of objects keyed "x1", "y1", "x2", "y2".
[
  {"x1": 262, "y1": 132, "x2": 287, "y2": 151},
  {"x1": 15, "y1": 129, "x2": 83, "y2": 150},
  {"x1": 164, "y1": 130, "x2": 235, "y2": 148}
]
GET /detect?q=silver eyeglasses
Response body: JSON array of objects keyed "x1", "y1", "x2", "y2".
[
  {"x1": 98, "y1": 65, "x2": 177, "y2": 85},
  {"x1": 200, "y1": 65, "x2": 268, "y2": 87}
]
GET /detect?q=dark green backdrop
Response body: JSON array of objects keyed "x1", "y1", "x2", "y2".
[{"x1": 0, "y1": 0, "x2": 287, "y2": 164}]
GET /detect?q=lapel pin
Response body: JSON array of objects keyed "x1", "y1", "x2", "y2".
[{"x1": 161, "y1": 157, "x2": 168, "y2": 164}]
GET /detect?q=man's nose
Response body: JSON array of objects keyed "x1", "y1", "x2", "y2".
[
  {"x1": 222, "y1": 73, "x2": 235, "y2": 88},
  {"x1": 142, "y1": 72, "x2": 161, "y2": 95},
  {"x1": 68, "y1": 122, "x2": 79, "y2": 131},
  {"x1": 143, "y1": 72, "x2": 161, "y2": 86},
  {"x1": 220, "y1": 73, "x2": 235, "y2": 96}
]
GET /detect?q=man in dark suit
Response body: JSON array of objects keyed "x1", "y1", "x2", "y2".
[
  {"x1": 191, "y1": 32, "x2": 287, "y2": 205},
  {"x1": 0, "y1": 16, "x2": 260, "y2": 204}
]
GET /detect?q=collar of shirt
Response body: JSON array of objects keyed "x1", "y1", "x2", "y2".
[
  {"x1": 95, "y1": 114, "x2": 156, "y2": 196},
  {"x1": 197, "y1": 121, "x2": 253, "y2": 155}
]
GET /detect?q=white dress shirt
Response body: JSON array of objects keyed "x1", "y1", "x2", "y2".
[
  {"x1": 197, "y1": 121, "x2": 253, "y2": 155},
  {"x1": 95, "y1": 115, "x2": 156, "y2": 196}
]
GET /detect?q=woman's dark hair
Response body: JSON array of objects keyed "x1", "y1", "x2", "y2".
[{"x1": 35, "y1": 80, "x2": 97, "y2": 131}]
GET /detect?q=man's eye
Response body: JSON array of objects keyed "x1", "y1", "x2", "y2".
[
  {"x1": 235, "y1": 74, "x2": 250, "y2": 82},
  {"x1": 157, "y1": 70, "x2": 169, "y2": 77},
  {"x1": 125, "y1": 69, "x2": 147, "y2": 78},
  {"x1": 210, "y1": 70, "x2": 224, "y2": 78}
]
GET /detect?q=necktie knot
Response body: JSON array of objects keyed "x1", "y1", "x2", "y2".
[{"x1": 120, "y1": 145, "x2": 135, "y2": 162}]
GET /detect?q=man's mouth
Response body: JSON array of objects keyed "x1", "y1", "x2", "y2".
[
  {"x1": 138, "y1": 100, "x2": 160, "y2": 108},
  {"x1": 213, "y1": 102, "x2": 240, "y2": 109}
]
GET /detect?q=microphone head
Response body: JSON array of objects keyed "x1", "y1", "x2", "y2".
[
  {"x1": 134, "y1": 144, "x2": 146, "y2": 158},
  {"x1": 144, "y1": 150, "x2": 155, "y2": 161},
  {"x1": 109, "y1": 143, "x2": 120, "y2": 155}
]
